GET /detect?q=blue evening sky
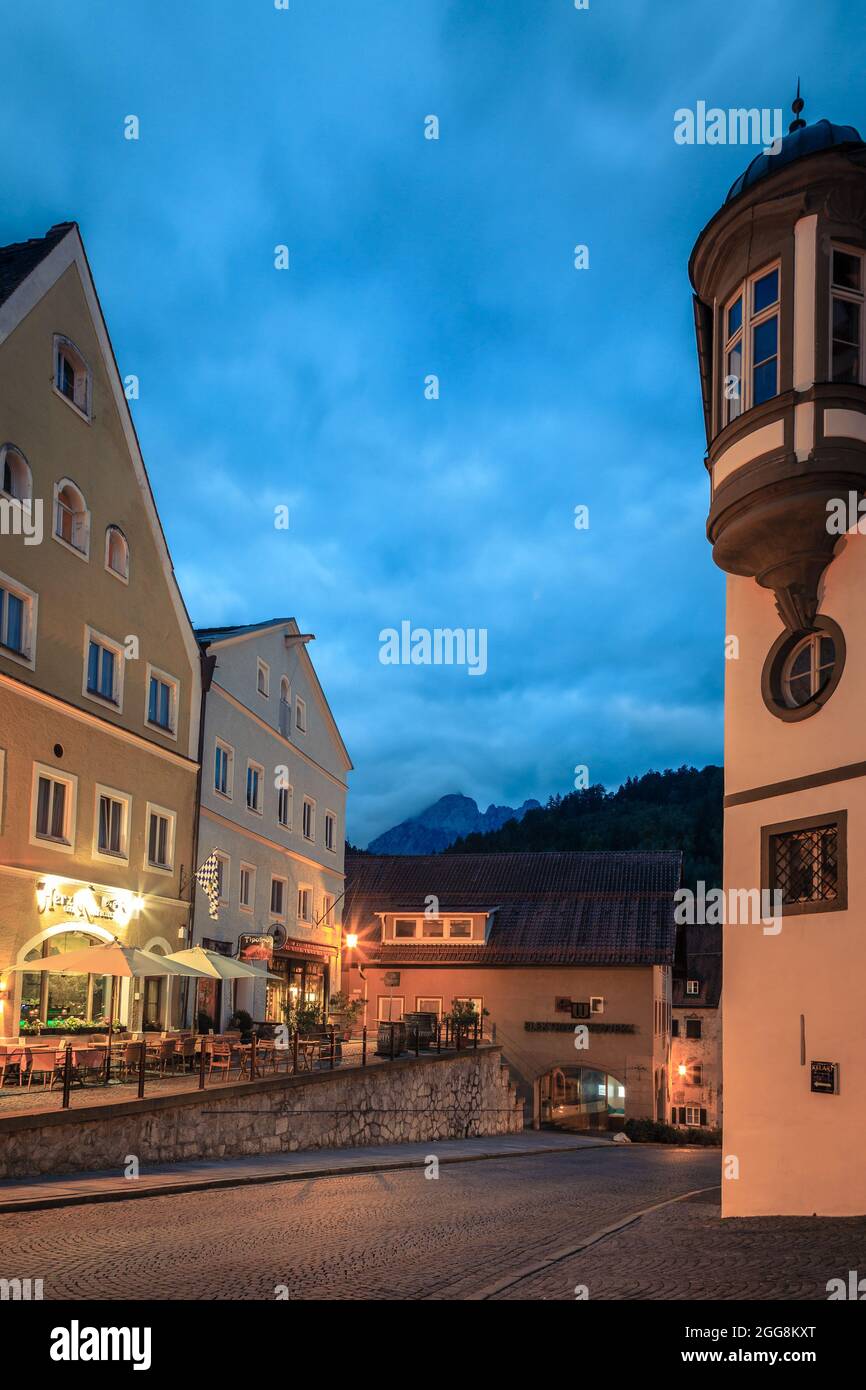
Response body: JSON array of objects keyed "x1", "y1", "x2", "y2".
[{"x1": 1, "y1": 1, "x2": 860, "y2": 843}]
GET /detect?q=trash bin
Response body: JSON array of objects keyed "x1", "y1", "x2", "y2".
[
  {"x1": 403, "y1": 1011, "x2": 438, "y2": 1050},
  {"x1": 375, "y1": 1020, "x2": 407, "y2": 1056}
]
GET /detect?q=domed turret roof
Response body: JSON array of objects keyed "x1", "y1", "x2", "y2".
[{"x1": 725, "y1": 117, "x2": 864, "y2": 205}]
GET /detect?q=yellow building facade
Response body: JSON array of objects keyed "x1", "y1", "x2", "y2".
[{"x1": 0, "y1": 222, "x2": 201, "y2": 1035}]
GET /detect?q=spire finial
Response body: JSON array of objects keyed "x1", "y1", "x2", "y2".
[{"x1": 790, "y1": 78, "x2": 806, "y2": 132}]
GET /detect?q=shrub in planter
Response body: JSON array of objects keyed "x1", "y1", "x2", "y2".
[{"x1": 624, "y1": 1117, "x2": 722, "y2": 1146}]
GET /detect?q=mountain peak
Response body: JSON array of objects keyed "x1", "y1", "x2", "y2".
[{"x1": 367, "y1": 793, "x2": 540, "y2": 855}]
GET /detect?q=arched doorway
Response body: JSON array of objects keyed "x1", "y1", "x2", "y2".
[
  {"x1": 16, "y1": 924, "x2": 116, "y2": 1031},
  {"x1": 539, "y1": 1066, "x2": 627, "y2": 1131}
]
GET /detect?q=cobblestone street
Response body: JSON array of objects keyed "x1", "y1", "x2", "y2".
[{"x1": 0, "y1": 1142, "x2": 862, "y2": 1301}]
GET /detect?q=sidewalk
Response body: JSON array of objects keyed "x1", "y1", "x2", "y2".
[{"x1": 0, "y1": 1130, "x2": 613, "y2": 1213}]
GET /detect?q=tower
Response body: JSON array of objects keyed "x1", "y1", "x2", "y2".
[{"x1": 690, "y1": 93, "x2": 866, "y2": 1215}]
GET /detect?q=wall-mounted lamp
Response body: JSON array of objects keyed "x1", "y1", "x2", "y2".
[{"x1": 345, "y1": 933, "x2": 358, "y2": 950}]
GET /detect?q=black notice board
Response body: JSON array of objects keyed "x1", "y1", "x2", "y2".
[{"x1": 810, "y1": 1060, "x2": 839, "y2": 1094}]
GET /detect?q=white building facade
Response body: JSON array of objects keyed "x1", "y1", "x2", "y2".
[{"x1": 192, "y1": 619, "x2": 351, "y2": 1031}]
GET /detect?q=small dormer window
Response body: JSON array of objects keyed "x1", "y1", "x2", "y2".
[
  {"x1": 686, "y1": 979, "x2": 700, "y2": 996},
  {"x1": 105, "y1": 525, "x2": 129, "y2": 581},
  {"x1": 0, "y1": 445, "x2": 31, "y2": 502},
  {"x1": 830, "y1": 245, "x2": 864, "y2": 384},
  {"x1": 53, "y1": 336, "x2": 91, "y2": 418},
  {"x1": 54, "y1": 479, "x2": 90, "y2": 556}
]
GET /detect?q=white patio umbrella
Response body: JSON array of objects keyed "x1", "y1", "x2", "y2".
[
  {"x1": 167, "y1": 946, "x2": 281, "y2": 982},
  {"x1": 7, "y1": 941, "x2": 208, "y2": 1075},
  {"x1": 168, "y1": 946, "x2": 280, "y2": 1033}
]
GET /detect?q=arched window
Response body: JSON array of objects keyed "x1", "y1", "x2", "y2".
[
  {"x1": 0, "y1": 444, "x2": 32, "y2": 501},
  {"x1": 105, "y1": 525, "x2": 129, "y2": 581},
  {"x1": 54, "y1": 479, "x2": 90, "y2": 557},
  {"x1": 279, "y1": 677, "x2": 291, "y2": 736},
  {"x1": 53, "y1": 335, "x2": 91, "y2": 418}
]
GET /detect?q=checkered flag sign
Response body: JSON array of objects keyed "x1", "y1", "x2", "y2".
[{"x1": 195, "y1": 850, "x2": 221, "y2": 921}]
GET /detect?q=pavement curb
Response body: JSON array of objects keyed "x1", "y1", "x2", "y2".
[{"x1": 0, "y1": 1139, "x2": 616, "y2": 1214}]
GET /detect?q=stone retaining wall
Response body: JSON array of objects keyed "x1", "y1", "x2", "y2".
[{"x1": 0, "y1": 1047, "x2": 522, "y2": 1179}]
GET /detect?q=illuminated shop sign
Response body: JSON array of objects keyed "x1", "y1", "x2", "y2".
[{"x1": 35, "y1": 880, "x2": 143, "y2": 929}]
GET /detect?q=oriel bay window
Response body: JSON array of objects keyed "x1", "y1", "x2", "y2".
[
  {"x1": 830, "y1": 245, "x2": 864, "y2": 383},
  {"x1": 722, "y1": 263, "x2": 780, "y2": 423}
]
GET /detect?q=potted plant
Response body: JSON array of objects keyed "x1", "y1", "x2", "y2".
[{"x1": 327, "y1": 992, "x2": 364, "y2": 1040}]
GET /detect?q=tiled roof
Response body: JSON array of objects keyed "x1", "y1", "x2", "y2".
[
  {"x1": 673, "y1": 924, "x2": 722, "y2": 1008},
  {"x1": 345, "y1": 850, "x2": 682, "y2": 966},
  {"x1": 0, "y1": 222, "x2": 76, "y2": 307},
  {"x1": 196, "y1": 618, "x2": 293, "y2": 646}
]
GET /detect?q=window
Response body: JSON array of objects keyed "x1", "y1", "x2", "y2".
[
  {"x1": 295, "y1": 696, "x2": 307, "y2": 732},
  {"x1": 54, "y1": 479, "x2": 90, "y2": 556},
  {"x1": 257, "y1": 659, "x2": 269, "y2": 697},
  {"x1": 685, "y1": 1018, "x2": 703, "y2": 1040},
  {"x1": 0, "y1": 445, "x2": 31, "y2": 501},
  {"x1": 324, "y1": 810, "x2": 336, "y2": 852},
  {"x1": 378, "y1": 996, "x2": 404, "y2": 1022},
  {"x1": 390, "y1": 916, "x2": 475, "y2": 941},
  {"x1": 302, "y1": 797, "x2": 315, "y2": 842},
  {"x1": 94, "y1": 785, "x2": 130, "y2": 860},
  {"x1": 214, "y1": 852, "x2": 230, "y2": 904},
  {"x1": 762, "y1": 617, "x2": 845, "y2": 722},
  {"x1": 416, "y1": 997, "x2": 443, "y2": 1017},
  {"x1": 671, "y1": 1018, "x2": 680, "y2": 1038},
  {"x1": 685, "y1": 1064, "x2": 703, "y2": 1088},
  {"x1": 447, "y1": 918, "x2": 472, "y2": 939},
  {"x1": 246, "y1": 762, "x2": 263, "y2": 814},
  {"x1": 765, "y1": 814, "x2": 844, "y2": 911},
  {"x1": 31, "y1": 764, "x2": 76, "y2": 850},
  {"x1": 686, "y1": 979, "x2": 700, "y2": 996},
  {"x1": 270, "y1": 876, "x2": 286, "y2": 919},
  {"x1": 279, "y1": 678, "x2": 291, "y2": 735},
  {"x1": 105, "y1": 526, "x2": 129, "y2": 581},
  {"x1": 214, "y1": 740, "x2": 233, "y2": 798},
  {"x1": 830, "y1": 245, "x2": 864, "y2": 383},
  {"x1": 145, "y1": 804, "x2": 175, "y2": 872},
  {"x1": 85, "y1": 630, "x2": 122, "y2": 707},
  {"x1": 239, "y1": 863, "x2": 255, "y2": 911},
  {"x1": 721, "y1": 263, "x2": 779, "y2": 422},
  {"x1": 781, "y1": 632, "x2": 836, "y2": 709},
  {"x1": 297, "y1": 885, "x2": 313, "y2": 923},
  {"x1": 322, "y1": 892, "x2": 335, "y2": 926},
  {"x1": 0, "y1": 572, "x2": 36, "y2": 665},
  {"x1": 53, "y1": 336, "x2": 91, "y2": 418},
  {"x1": 684, "y1": 1106, "x2": 705, "y2": 1127},
  {"x1": 146, "y1": 666, "x2": 178, "y2": 735},
  {"x1": 278, "y1": 782, "x2": 293, "y2": 829}
]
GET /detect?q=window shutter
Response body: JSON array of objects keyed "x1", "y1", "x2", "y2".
[{"x1": 700, "y1": 1108, "x2": 707, "y2": 1127}]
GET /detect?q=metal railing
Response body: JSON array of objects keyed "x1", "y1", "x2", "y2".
[{"x1": 0, "y1": 1021, "x2": 489, "y2": 1114}]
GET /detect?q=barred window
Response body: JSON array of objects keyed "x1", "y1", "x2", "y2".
[{"x1": 771, "y1": 823, "x2": 838, "y2": 905}]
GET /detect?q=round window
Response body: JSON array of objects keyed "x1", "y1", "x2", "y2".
[{"x1": 762, "y1": 617, "x2": 845, "y2": 721}]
